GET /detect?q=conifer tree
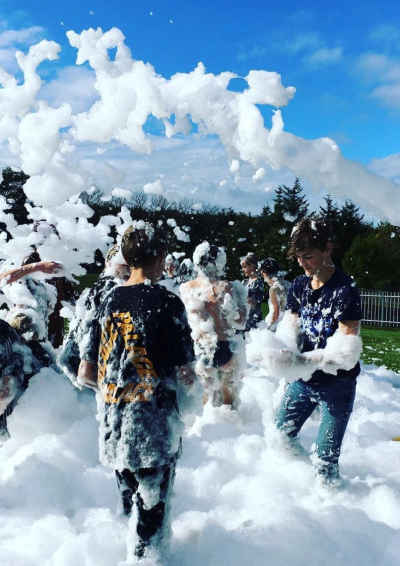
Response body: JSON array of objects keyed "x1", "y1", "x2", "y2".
[
  {"x1": 280, "y1": 178, "x2": 309, "y2": 221},
  {"x1": 319, "y1": 194, "x2": 340, "y2": 223},
  {"x1": 334, "y1": 199, "x2": 372, "y2": 268},
  {"x1": 0, "y1": 167, "x2": 30, "y2": 225},
  {"x1": 0, "y1": 167, "x2": 30, "y2": 240}
]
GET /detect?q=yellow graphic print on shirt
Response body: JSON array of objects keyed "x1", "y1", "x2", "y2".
[{"x1": 98, "y1": 311, "x2": 159, "y2": 404}]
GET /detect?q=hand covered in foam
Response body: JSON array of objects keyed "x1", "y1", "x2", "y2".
[{"x1": 247, "y1": 314, "x2": 362, "y2": 383}]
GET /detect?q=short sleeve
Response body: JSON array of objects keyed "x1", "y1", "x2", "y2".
[
  {"x1": 285, "y1": 280, "x2": 301, "y2": 313},
  {"x1": 80, "y1": 304, "x2": 103, "y2": 364},
  {"x1": 165, "y1": 296, "x2": 195, "y2": 368},
  {"x1": 335, "y1": 285, "x2": 362, "y2": 322}
]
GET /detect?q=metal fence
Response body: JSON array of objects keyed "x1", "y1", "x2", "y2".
[{"x1": 360, "y1": 289, "x2": 400, "y2": 327}]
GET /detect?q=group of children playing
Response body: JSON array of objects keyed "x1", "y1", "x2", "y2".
[{"x1": 0, "y1": 215, "x2": 362, "y2": 566}]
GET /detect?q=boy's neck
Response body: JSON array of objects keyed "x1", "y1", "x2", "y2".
[
  {"x1": 124, "y1": 266, "x2": 158, "y2": 286},
  {"x1": 311, "y1": 266, "x2": 336, "y2": 289}
]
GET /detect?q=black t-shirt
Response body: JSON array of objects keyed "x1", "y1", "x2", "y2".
[
  {"x1": 0, "y1": 319, "x2": 23, "y2": 385},
  {"x1": 84, "y1": 283, "x2": 195, "y2": 470},
  {"x1": 286, "y1": 269, "x2": 362, "y2": 381}
]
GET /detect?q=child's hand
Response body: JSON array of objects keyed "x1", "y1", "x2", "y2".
[{"x1": 37, "y1": 261, "x2": 64, "y2": 274}]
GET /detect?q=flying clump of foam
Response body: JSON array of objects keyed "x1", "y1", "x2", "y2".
[{"x1": 0, "y1": 24, "x2": 399, "y2": 281}]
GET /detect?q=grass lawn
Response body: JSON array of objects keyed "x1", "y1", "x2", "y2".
[
  {"x1": 75, "y1": 273, "x2": 100, "y2": 294},
  {"x1": 361, "y1": 325, "x2": 400, "y2": 373}
]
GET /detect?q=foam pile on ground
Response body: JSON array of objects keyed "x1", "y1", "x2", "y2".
[{"x1": 0, "y1": 357, "x2": 399, "y2": 565}]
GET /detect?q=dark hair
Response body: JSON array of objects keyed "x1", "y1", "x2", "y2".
[
  {"x1": 258, "y1": 257, "x2": 280, "y2": 277},
  {"x1": 240, "y1": 252, "x2": 259, "y2": 268},
  {"x1": 288, "y1": 216, "x2": 333, "y2": 259},
  {"x1": 121, "y1": 222, "x2": 168, "y2": 268},
  {"x1": 21, "y1": 251, "x2": 41, "y2": 266}
]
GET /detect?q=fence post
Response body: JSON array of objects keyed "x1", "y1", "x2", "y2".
[{"x1": 380, "y1": 291, "x2": 385, "y2": 327}]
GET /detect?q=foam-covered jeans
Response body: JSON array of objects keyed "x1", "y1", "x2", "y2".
[
  {"x1": 115, "y1": 462, "x2": 176, "y2": 559},
  {"x1": 275, "y1": 376, "x2": 357, "y2": 480}
]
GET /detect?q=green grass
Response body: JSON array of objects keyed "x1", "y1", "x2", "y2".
[
  {"x1": 360, "y1": 325, "x2": 400, "y2": 373},
  {"x1": 75, "y1": 273, "x2": 100, "y2": 294}
]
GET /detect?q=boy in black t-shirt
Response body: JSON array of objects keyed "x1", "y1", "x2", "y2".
[
  {"x1": 273, "y1": 216, "x2": 362, "y2": 487},
  {"x1": 78, "y1": 222, "x2": 195, "y2": 565},
  {"x1": 0, "y1": 319, "x2": 25, "y2": 439}
]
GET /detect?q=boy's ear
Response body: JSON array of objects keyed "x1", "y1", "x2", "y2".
[{"x1": 325, "y1": 242, "x2": 333, "y2": 255}]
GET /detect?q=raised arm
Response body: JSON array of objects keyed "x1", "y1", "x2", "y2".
[{"x1": 0, "y1": 261, "x2": 63, "y2": 286}]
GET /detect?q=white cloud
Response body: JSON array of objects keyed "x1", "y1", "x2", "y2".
[
  {"x1": 357, "y1": 52, "x2": 400, "y2": 82},
  {"x1": 279, "y1": 32, "x2": 321, "y2": 55},
  {"x1": 0, "y1": 26, "x2": 44, "y2": 48},
  {"x1": 237, "y1": 44, "x2": 269, "y2": 62},
  {"x1": 237, "y1": 32, "x2": 321, "y2": 62},
  {"x1": 372, "y1": 83, "x2": 400, "y2": 108},
  {"x1": 0, "y1": 24, "x2": 45, "y2": 74},
  {"x1": 369, "y1": 23, "x2": 400, "y2": 50},
  {"x1": 238, "y1": 34, "x2": 343, "y2": 70},
  {"x1": 39, "y1": 66, "x2": 99, "y2": 114},
  {"x1": 369, "y1": 152, "x2": 400, "y2": 184},
  {"x1": 327, "y1": 131, "x2": 352, "y2": 145},
  {"x1": 0, "y1": 47, "x2": 19, "y2": 70},
  {"x1": 67, "y1": 135, "x2": 299, "y2": 214},
  {"x1": 356, "y1": 52, "x2": 400, "y2": 108},
  {"x1": 305, "y1": 47, "x2": 343, "y2": 65}
]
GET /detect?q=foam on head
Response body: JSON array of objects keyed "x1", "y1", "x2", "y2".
[{"x1": 193, "y1": 241, "x2": 226, "y2": 278}]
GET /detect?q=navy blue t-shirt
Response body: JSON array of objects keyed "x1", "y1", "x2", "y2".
[{"x1": 286, "y1": 269, "x2": 362, "y2": 381}]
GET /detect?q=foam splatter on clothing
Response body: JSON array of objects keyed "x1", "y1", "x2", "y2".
[
  {"x1": 83, "y1": 283, "x2": 195, "y2": 470},
  {"x1": 286, "y1": 269, "x2": 362, "y2": 381},
  {"x1": 242, "y1": 277, "x2": 264, "y2": 331}
]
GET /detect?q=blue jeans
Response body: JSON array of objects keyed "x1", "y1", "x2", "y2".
[{"x1": 275, "y1": 377, "x2": 356, "y2": 479}]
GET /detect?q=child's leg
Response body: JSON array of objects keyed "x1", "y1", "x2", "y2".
[
  {"x1": 275, "y1": 380, "x2": 317, "y2": 438},
  {"x1": 133, "y1": 462, "x2": 176, "y2": 559},
  {"x1": 115, "y1": 468, "x2": 139, "y2": 516},
  {"x1": 313, "y1": 378, "x2": 356, "y2": 481}
]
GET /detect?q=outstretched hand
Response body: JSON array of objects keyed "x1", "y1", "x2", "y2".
[{"x1": 36, "y1": 261, "x2": 64, "y2": 275}]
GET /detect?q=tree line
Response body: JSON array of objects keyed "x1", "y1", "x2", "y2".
[{"x1": 1, "y1": 167, "x2": 400, "y2": 290}]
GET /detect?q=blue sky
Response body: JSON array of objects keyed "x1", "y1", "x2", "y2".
[{"x1": 1, "y1": 0, "x2": 400, "y2": 214}]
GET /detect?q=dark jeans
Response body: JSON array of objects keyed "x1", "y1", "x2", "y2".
[
  {"x1": 275, "y1": 377, "x2": 356, "y2": 479},
  {"x1": 115, "y1": 462, "x2": 176, "y2": 558}
]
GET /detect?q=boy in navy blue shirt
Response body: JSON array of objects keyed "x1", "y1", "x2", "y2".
[{"x1": 275, "y1": 216, "x2": 362, "y2": 487}]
